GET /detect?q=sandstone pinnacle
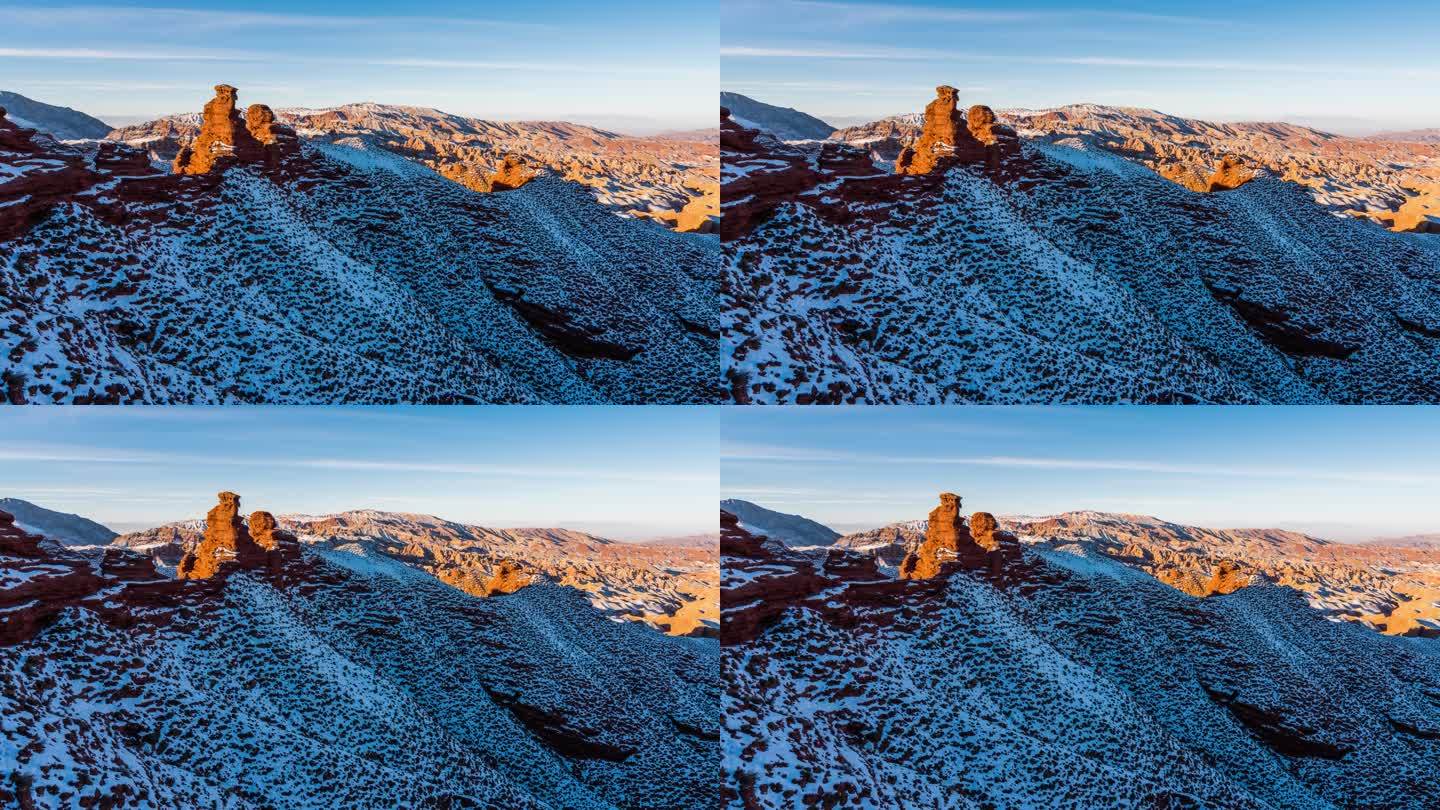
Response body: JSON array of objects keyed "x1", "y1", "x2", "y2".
[
  {"x1": 177, "y1": 491, "x2": 269, "y2": 580},
  {"x1": 172, "y1": 85, "x2": 299, "y2": 175}
]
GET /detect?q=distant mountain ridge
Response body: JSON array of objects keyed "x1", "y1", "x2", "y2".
[
  {"x1": 719, "y1": 92, "x2": 836, "y2": 141},
  {"x1": 1374, "y1": 128, "x2": 1440, "y2": 144},
  {"x1": 826, "y1": 101, "x2": 1440, "y2": 234},
  {"x1": 0, "y1": 90, "x2": 111, "y2": 140},
  {"x1": 718, "y1": 499, "x2": 840, "y2": 547},
  {"x1": 826, "y1": 508, "x2": 1440, "y2": 637},
  {"x1": 108, "y1": 98, "x2": 719, "y2": 233},
  {"x1": 0, "y1": 497, "x2": 117, "y2": 546}
]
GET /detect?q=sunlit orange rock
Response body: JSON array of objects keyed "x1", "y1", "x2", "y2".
[
  {"x1": 895, "y1": 86, "x2": 987, "y2": 176},
  {"x1": 177, "y1": 492, "x2": 268, "y2": 579},
  {"x1": 488, "y1": 155, "x2": 535, "y2": 191}
]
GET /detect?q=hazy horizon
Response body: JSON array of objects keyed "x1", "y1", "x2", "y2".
[
  {"x1": 721, "y1": 407, "x2": 1440, "y2": 542},
  {"x1": 0, "y1": 407, "x2": 719, "y2": 539},
  {"x1": 2, "y1": 0, "x2": 717, "y2": 133},
  {"x1": 722, "y1": 0, "x2": 1440, "y2": 135}
]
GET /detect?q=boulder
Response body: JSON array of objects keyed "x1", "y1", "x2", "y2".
[{"x1": 1205, "y1": 154, "x2": 1256, "y2": 192}]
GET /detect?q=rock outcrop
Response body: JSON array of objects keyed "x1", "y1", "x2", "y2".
[
  {"x1": 899, "y1": 493, "x2": 993, "y2": 579},
  {"x1": 895, "y1": 86, "x2": 988, "y2": 175},
  {"x1": 1205, "y1": 154, "x2": 1256, "y2": 192},
  {"x1": 172, "y1": 85, "x2": 298, "y2": 175},
  {"x1": 719, "y1": 106, "x2": 906, "y2": 244},
  {"x1": 487, "y1": 154, "x2": 535, "y2": 191},
  {"x1": 249, "y1": 509, "x2": 302, "y2": 573},
  {"x1": 966, "y1": 104, "x2": 1022, "y2": 170},
  {"x1": 177, "y1": 492, "x2": 269, "y2": 580},
  {"x1": 483, "y1": 560, "x2": 532, "y2": 595},
  {"x1": 722, "y1": 508, "x2": 954, "y2": 645},
  {"x1": 1, "y1": 509, "x2": 184, "y2": 645}
]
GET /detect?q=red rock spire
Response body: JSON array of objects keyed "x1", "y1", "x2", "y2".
[{"x1": 173, "y1": 84, "x2": 299, "y2": 175}]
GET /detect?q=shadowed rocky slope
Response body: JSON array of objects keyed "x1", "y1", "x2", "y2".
[
  {"x1": 2, "y1": 86, "x2": 718, "y2": 404},
  {"x1": 722, "y1": 89, "x2": 1440, "y2": 404},
  {"x1": 723, "y1": 495, "x2": 1440, "y2": 809},
  {"x1": 2, "y1": 495, "x2": 719, "y2": 808}
]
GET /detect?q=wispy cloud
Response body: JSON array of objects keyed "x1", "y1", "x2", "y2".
[
  {"x1": 0, "y1": 444, "x2": 715, "y2": 485},
  {"x1": 723, "y1": 45, "x2": 1440, "y2": 81},
  {"x1": 0, "y1": 6, "x2": 550, "y2": 30},
  {"x1": 0, "y1": 47, "x2": 255, "y2": 61},
  {"x1": 722, "y1": 443, "x2": 1440, "y2": 486},
  {"x1": 0, "y1": 47, "x2": 699, "y2": 78},
  {"x1": 742, "y1": 1, "x2": 1237, "y2": 28}
]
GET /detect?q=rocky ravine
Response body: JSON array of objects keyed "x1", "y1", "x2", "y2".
[
  {"x1": 723, "y1": 494, "x2": 1440, "y2": 809},
  {"x1": 2, "y1": 494, "x2": 719, "y2": 809},
  {"x1": 109, "y1": 96, "x2": 718, "y2": 234},
  {"x1": 115, "y1": 507, "x2": 718, "y2": 637},
  {"x1": 835, "y1": 509, "x2": 1440, "y2": 638},
  {"x1": 722, "y1": 86, "x2": 1440, "y2": 404},
  {"x1": 2, "y1": 85, "x2": 718, "y2": 404}
]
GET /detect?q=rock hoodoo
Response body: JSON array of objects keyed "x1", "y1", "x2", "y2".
[
  {"x1": 249, "y1": 509, "x2": 303, "y2": 572},
  {"x1": 899, "y1": 494, "x2": 1019, "y2": 580},
  {"x1": 966, "y1": 104, "x2": 1021, "y2": 168},
  {"x1": 172, "y1": 85, "x2": 299, "y2": 175},
  {"x1": 488, "y1": 154, "x2": 535, "y2": 191},
  {"x1": 177, "y1": 491, "x2": 269, "y2": 580},
  {"x1": 895, "y1": 86, "x2": 987, "y2": 175},
  {"x1": 900, "y1": 492, "x2": 984, "y2": 578}
]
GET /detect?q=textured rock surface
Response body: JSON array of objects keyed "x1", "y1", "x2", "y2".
[
  {"x1": 172, "y1": 85, "x2": 263, "y2": 174},
  {"x1": 1014, "y1": 511, "x2": 1440, "y2": 637},
  {"x1": 834, "y1": 103, "x2": 1440, "y2": 232},
  {"x1": 483, "y1": 560, "x2": 533, "y2": 595},
  {"x1": 177, "y1": 492, "x2": 270, "y2": 580},
  {"x1": 839, "y1": 509, "x2": 1440, "y2": 637},
  {"x1": 895, "y1": 86, "x2": 987, "y2": 175},
  {"x1": 488, "y1": 154, "x2": 535, "y2": 191}
]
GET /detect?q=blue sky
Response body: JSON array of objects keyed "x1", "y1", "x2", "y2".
[
  {"x1": 722, "y1": 407, "x2": 1440, "y2": 540},
  {"x1": 0, "y1": 407, "x2": 718, "y2": 538},
  {"x1": 1, "y1": 0, "x2": 716, "y2": 132},
  {"x1": 722, "y1": 0, "x2": 1440, "y2": 134}
]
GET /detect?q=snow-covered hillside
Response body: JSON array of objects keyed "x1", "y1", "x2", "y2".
[
  {"x1": 721, "y1": 112, "x2": 1440, "y2": 404},
  {"x1": 722, "y1": 508, "x2": 1440, "y2": 808},
  {"x1": 1, "y1": 109, "x2": 718, "y2": 403},
  {"x1": 1, "y1": 508, "x2": 719, "y2": 808}
]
